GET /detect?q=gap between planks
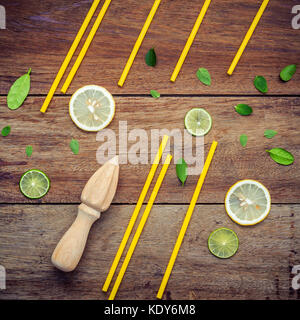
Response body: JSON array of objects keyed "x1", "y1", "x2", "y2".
[
  {"x1": 1, "y1": 94, "x2": 300, "y2": 98},
  {"x1": 1, "y1": 202, "x2": 299, "y2": 205}
]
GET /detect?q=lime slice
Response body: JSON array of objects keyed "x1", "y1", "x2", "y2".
[
  {"x1": 184, "y1": 108, "x2": 212, "y2": 136},
  {"x1": 19, "y1": 169, "x2": 50, "y2": 199},
  {"x1": 208, "y1": 228, "x2": 239, "y2": 259},
  {"x1": 69, "y1": 85, "x2": 115, "y2": 132},
  {"x1": 225, "y1": 180, "x2": 271, "y2": 226}
]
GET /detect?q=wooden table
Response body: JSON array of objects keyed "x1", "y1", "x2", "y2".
[{"x1": 0, "y1": 0, "x2": 299, "y2": 300}]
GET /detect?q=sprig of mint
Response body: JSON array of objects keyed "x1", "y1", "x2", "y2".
[
  {"x1": 234, "y1": 104, "x2": 253, "y2": 116},
  {"x1": 280, "y1": 64, "x2": 296, "y2": 82},
  {"x1": 70, "y1": 139, "x2": 79, "y2": 155},
  {"x1": 145, "y1": 48, "x2": 156, "y2": 67},
  {"x1": 240, "y1": 134, "x2": 248, "y2": 147},
  {"x1": 196, "y1": 68, "x2": 211, "y2": 86},
  {"x1": 26, "y1": 145, "x2": 33, "y2": 157},
  {"x1": 254, "y1": 76, "x2": 268, "y2": 93},
  {"x1": 264, "y1": 129, "x2": 277, "y2": 139},
  {"x1": 7, "y1": 69, "x2": 31, "y2": 110},
  {"x1": 1, "y1": 126, "x2": 11, "y2": 137},
  {"x1": 176, "y1": 158, "x2": 187, "y2": 186},
  {"x1": 266, "y1": 148, "x2": 294, "y2": 166},
  {"x1": 150, "y1": 89, "x2": 160, "y2": 98}
]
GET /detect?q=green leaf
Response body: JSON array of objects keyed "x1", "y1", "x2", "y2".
[
  {"x1": 254, "y1": 75, "x2": 268, "y2": 93},
  {"x1": 26, "y1": 145, "x2": 33, "y2": 157},
  {"x1": 196, "y1": 68, "x2": 211, "y2": 86},
  {"x1": 280, "y1": 64, "x2": 297, "y2": 82},
  {"x1": 176, "y1": 158, "x2": 187, "y2": 186},
  {"x1": 240, "y1": 134, "x2": 248, "y2": 147},
  {"x1": 234, "y1": 104, "x2": 253, "y2": 116},
  {"x1": 150, "y1": 89, "x2": 160, "y2": 98},
  {"x1": 145, "y1": 48, "x2": 156, "y2": 67},
  {"x1": 7, "y1": 69, "x2": 31, "y2": 110},
  {"x1": 70, "y1": 139, "x2": 79, "y2": 155},
  {"x1": 266, "y1": 148, "x2": 294, "y2": 166},
  {"x1": 1, "y1": 126, "x2": 11, "y2": 137},
  {"x1": 264, "y1": 129, "x2": 277, "y2": 139}
]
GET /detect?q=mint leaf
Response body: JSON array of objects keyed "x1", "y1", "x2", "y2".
[
  {"x1": 7, "y1": 69, "x2": 31, "y2": 110},
  {"x1": 70, "y1": 139, "x2": 79, "y2": 155},
  {"x1": 254, "y1": 76, "x2": 268, "y2": 93},
  {"x1": 145, "y1": 48, "x2": 156, "y2": 67},
  {"x1": 1, "y1": 126, "x2": 11, "y2": 137},
  {"x1": 176, "y1": 158, "x2": 187, "y2": 186},
  {"x1": 196, "y1": 68, "x2": 211, "y2": 86},
  {"x1": 264, "y1": 129, "x2": 277, "y2": 139},
  {"x1": 234, "y1": 104, "x2": 253, "y2": 116},
  {"x1": 280, "y1": 64, "x2": 296, "y2": 82},
  {"x1": 150, "y1": 89, "x2": 160, "y2": 98},
  {"x1": 240, "y1": 134, "x2": 248, "y2": 147},
  {"x1": 26, "y1": 145, "x2": 33, "y2": 157},
  {"x1": 266, "y1": 148, "x2": 294, "y2": 166}
]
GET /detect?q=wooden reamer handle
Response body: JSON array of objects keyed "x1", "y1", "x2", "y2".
[{"x1": 51, "y1": 204, "x2": 100, "y2": 272}]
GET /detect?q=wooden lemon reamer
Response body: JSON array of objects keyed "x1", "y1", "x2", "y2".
[{"x1": 51, "y1": 156, "x2": 119, "y2": 272}]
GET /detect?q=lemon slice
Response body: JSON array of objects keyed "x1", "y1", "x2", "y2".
[
  {"x1": 19, "y1": 169, "x2": 50, "y2": 199},
  {"x1": 208, "y1": 228, "x2": 239, "y2": 259},
  {"x1": 225, "y1": 180, "x2": 271, "y2": 226},
  {"x1": 184, "y1": 108, "x2": 212, "y2": 136},
  {"x1": 69, "y1": 85, "x2": 115, "y2": 132}
]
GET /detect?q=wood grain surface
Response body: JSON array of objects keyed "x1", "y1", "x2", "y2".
[
  {"x1": 0, "y1": 204, "x2": 299, "y2": 300},
  {"x1": 1, "y1": 96, "x2": 299, "y2": 204},
  {"x1": 0, "y1": 0, "x2": 299, "y2": 95},
  {"x1": 0, "y1": 0, "x2": 299, "y2": 301}
]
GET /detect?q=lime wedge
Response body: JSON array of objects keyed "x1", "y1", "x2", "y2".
[
  {"x1": 19, "y1": 169, "x2": 50, "y2": 199},
  {"x1": 208, "y1": 228, "x2": 239, "y2": 259},
  {"x1": 69, "y1": 85, "x2": 115, "y2": 132},
  {"x1": 184, "y1": 108, "x2": 212, "y2": 136}
]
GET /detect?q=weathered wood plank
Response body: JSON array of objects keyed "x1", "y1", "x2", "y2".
[
  {"x1": 0, "y1": 204, "x2": 298, "y2": 300},
  {"x1": 0, "y1": 0, "x2": 299, "y2": 95},
  {"x1": 0, "y1": 0, "x2": 299, "y2": 302},
  {"x1": 1, "y1": 96, "x2": 299, "y2": 204}
]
